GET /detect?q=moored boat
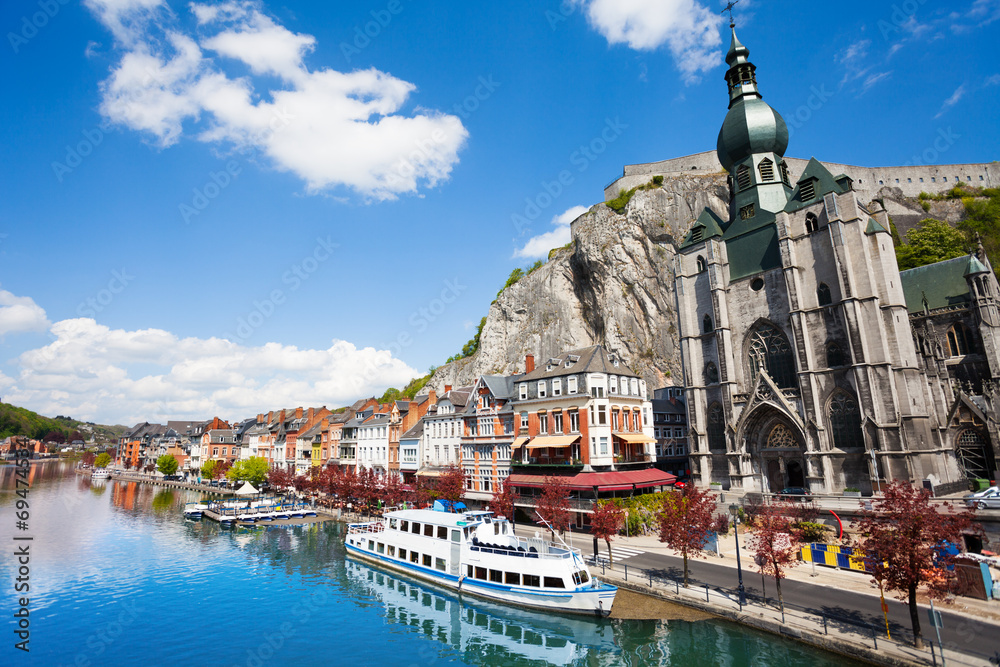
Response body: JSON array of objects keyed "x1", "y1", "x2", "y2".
[
  {"x1": 183, "y1": 502, "x2": 207, "y2": 519},
  {"x1": 91, "y1": 468, "x2": 111, "y2": 480},
  {"x1": 345, "y1": 507, "x2": 616, "y2": 616}
]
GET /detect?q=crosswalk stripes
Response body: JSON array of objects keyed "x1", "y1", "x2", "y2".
[{"x1": 595, "y1": 545, "x2": 644, "y2": 561}]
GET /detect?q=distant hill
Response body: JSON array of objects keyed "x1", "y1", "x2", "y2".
[{"x1": 0, "y1": 402, "x2": 127, "y2": 444}]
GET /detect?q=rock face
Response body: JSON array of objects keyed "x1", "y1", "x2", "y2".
[{"x1": 428, "y1": 173, "x2": 730, "y2": 392}]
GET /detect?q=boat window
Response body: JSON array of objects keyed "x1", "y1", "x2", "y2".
[
  {"x1": 399, "y1": 520, "x2": 408, "y2": 532},
  {"x1": 466, "y1": 565, "x2": 474, "y2": 578},
  {"x1": 475, "y1": 567, "x2": 488, "y2": 580},
  {"x1": 410, "y1": 551, "x2": 419, "y2": 564},
  {"x1": 437, "y1": 526, "x2": 448, "y2": 540},
  {"x1": 523, "y1": 574, "x2": 540, "y2": 587},
  {"x1": 376, "y1": 543, "x2": 384, "y2": 554},
  {"x1": 411, "y1": 522, "x2": 420, "y2": 534},
  {"x1": 389, "y1": 518, "x2": 398, "y2": 530},
  {"x1": 387, "y1": 546, "x2": 395, "y2": 557},
  {"x1": 399, "y1": 548, "x2": 407, "y2": 561},
  {"x1": 494, "y1": 523, "x2": 500, "y2": 535},
  {"x1": 544, "y1": 577, "x2": 566, "y2": 589},
  {"x1": 451, "y1": 530, "x2": 461, "y2": 543},
  {"x1": 421, "y1": 554, "x2": 431, "y2": 567},
  {"x1": 436, "y1": 558, "x2": 447, "y2": 572},
  {"x1": 490, "y1": 569, "x2": 503, "y2": 583},
  {"x1": 424, "y1": 524, "x2": 434, "y2": 537},
  {"x1": 505, "y1": 572, "x2": 520, "y2": 585},
  {"x1": 572, "y1": 570, "x2": 589, "y2": 585},
  {"x1": 368, "y1": 540, "x2": 374, "y2": 551}
]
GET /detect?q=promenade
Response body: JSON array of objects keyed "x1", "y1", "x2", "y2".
[{"x1": 528, "y1": 522, "x2": 1000, "y2": 666}]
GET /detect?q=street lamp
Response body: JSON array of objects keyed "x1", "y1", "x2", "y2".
[{"x1": 729, "y1": 503, "x2": 747, "y2": 608}]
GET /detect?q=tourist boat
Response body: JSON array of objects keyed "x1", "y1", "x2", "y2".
[
  {"x1": 91, "y1": 468, "x2": 111, "y2": 480},
  {"x1": 345, "y1": 507, "x2": 616, "y2": 616},
  {"x1": 183, "y1": 502, "x2": 207, "y2": 519}
]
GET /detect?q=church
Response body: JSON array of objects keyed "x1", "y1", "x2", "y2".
[{"x1": 672, "y1": 24, "x2": 1000, "y2": 494}]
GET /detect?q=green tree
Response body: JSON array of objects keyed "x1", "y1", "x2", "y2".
[
  {"x1": 94, "y1": 452, "x2": 111, "y2": 469},
  {"x1": 959, "y1": 187, "x2": 1000, "y2": 277},
  {"x1": 379, "y1": 387, "x2": 403, "y2": 403},
  {"x1": 156, "y1": 454, "x2": 178, "y2": 476},
  {"x1": 201, "y1": 459, "x2": 217, "y2": 480},
  {"x1": 895, "y1": 218, "x2": 968, "y2": 270},
  {"x1": 227, "y1": 456, "x2": 269, "y2": 486}
]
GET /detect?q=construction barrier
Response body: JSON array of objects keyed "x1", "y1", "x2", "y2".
[{"x1": 799, "y1": 543, "x2": 870, "y2": 573}]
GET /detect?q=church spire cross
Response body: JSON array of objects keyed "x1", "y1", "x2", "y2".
[{"x1": 721, "y1": 0, "x2": 740, "y2": 27}]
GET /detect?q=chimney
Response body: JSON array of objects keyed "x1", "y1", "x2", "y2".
[
  {"x1": 525, "y1": 354, "x2": 535, "y2": 373},
  {"x1": 279, "y1": 410, "x2": 285, "y2": 422},
  {"x1": 295, "y1": 407, "x2": 303, "y2": 419},
  {"x1": 307, "y1": 407, "x2": 314, "y2": 421},
  {"x1": 267, "y1": 411, "x2": 274, "y2": 424},
  {"x1": 444, "y1": 384, "x2": 452, "y2": 393},
  {"x1": 428, "y1": 389, "x2": 437, "y2": 407}
]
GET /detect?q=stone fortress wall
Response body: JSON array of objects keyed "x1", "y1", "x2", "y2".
[{"x1": 604, "y1": 149, "x2": 1000, "y2": 204}]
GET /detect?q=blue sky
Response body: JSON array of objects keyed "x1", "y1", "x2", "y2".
[{"x1": 1, "y1": 0, "x2": 998, "y2": 425}]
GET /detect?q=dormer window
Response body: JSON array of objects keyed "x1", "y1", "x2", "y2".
[
  {"x1": 690, "y1": 227, "x2": 703, "y2": 243},
  {"x1": 758, "y1": 158, "x2": 774, "y2": 182},
  {"x1": 800, "y1": 180, "x2": 816, "y2": 201},
  {"x1": 518, "y1": 383, "x2": 527, "y2": 400},
  {"x1": 779, "y1": 162, "x2": 790, "y2": 186},
  {"x1": 552, "y1": 379, "x2": 562, "y2": 396},
  {"x1": 737, "y1": 164, "x2": 752, "y2": 190},
  {"x1": 567, "y1": 376, "x2": 578, "y2": 394},
  {"x1": 609, "y1": 376, "x2": 618, "y2": 394},
  {"x1": 537, "y1": 381, "x2": 547, "y2": 398}
]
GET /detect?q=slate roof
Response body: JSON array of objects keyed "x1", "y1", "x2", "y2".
[
  {"x1": 652, "y1": 397, "x2": 687, "y2": 416},
  {"x1": 900, "y1": 255, "x2": 975, "y2": 314},
  {"x1": 401, "y1": 420, "x2": 425, "y2": 440},
  {"x1": 519, "y1": 345, "x2": 639, "y2": 381}
]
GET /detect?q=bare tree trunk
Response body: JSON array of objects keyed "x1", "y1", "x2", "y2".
[
  {"x1": 683, "y1": 550, "x2": 689, "y2": 587},
  {"x1": 606, "y1": 539, "x2": 614, "y2": 566},
  {"x1": 775, "y1": 574, "x2": 783, "y2": 615},
  {"x1": 909, "y1": 583, "x2": 924, "y2": 649}
]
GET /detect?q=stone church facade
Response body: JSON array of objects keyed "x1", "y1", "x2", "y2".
[{"x1": 673, "y1": 26, "x2": 1000, "y2": 494}]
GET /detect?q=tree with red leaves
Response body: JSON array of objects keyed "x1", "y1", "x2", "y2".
[
  {"x1": 591, "y1": 499, "x2": 625, "y2": 565},
  {"x1": 536, "y1": 476, "x2": 572, "y2": 538},
  {"x1": 357, "y1": 467, "x2": 380, "y2": 512},
  {"x1": 213, "y1": 459, "x2": 232, "y2": 480},
  {"x1": 408, "y1": 476, "x2": 433, "y2": 509},
  {"x1": 856, "y1": 481, "x2": 976, "y2": 648},
  {"x1": 268, "y1": 466, "x2": 292, "y2": 491},
  {"x1": 81, "y1": 452, "x2": 96, "y2": 467},
  {"x1": 491, "y1": 479, "x2": 519, "y2": 521},
  {"x1": 747, "y1": 502, "x2": 800, "y2": 615},
  {"x1": 658, "y1": 485, "x2": 717, "y2": 587},
  {"x1": 382, "y1": 473, "x2": 406, "y2": 508},
  {"x1": 436, "y1": 465, "x2": 466, "y2": 511}
]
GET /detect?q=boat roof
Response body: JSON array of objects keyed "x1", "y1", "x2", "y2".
[{"x1": 385, "y1": 507, "x2": 498, "y2": 528}]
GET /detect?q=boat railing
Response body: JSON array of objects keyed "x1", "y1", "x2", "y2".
[
  {"x1": 469, "y1": 540, "x2": 582, "y2": 561},
  {"x1": 209, "y1": 501, "x2": 311, "y2": 517},
  {"x1": 347, "y1": 521, "x2": 385, "y2": 535}
]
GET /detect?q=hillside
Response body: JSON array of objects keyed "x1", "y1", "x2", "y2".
[{"x1": 0, "y1": 402, "x2": 127, "y2": 443}]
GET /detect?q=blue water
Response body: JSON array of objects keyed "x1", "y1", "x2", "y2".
[{"x1": 1, "y1": 463, "x2": 863, "y2": 666}]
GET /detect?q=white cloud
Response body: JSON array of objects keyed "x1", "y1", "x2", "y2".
[
  {"x1": 570, "y1": 0, "x2": 722, "y2": 83},
  {"x1": 861, "y1": 71, "x2": 892, "y2": 94},
  {"x1": 0, "y1": 288, "x2": 50, "y2": 336},
  {"x1": 89, "y1": 0, "x2": 468, "y2": 200},
  {"x1": 5, "y1": 318, "x2": 417, "y2": 424},
  {"x1": 935, "y1": 83, "x2": 966, "y2": 118},
  {"x1": 513, "y1": 205, "x2": 588, "y2": 259},
  {"x1": 986, "y1": 74, "x2": 1000, "y2": 87}
]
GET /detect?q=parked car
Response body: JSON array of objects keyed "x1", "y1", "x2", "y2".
[
  {"x1": 673, "y1": 476, "x2": 690, "y2": 490},
  {"x1": 971, "y1": 491, "x2": 1000, "y2": 510},
  {"x1": 964, "y1": 486, "x2": 1000, "y2": 507},
  {"x1": 778, "y1": 487, "x2": 811, "y2": 501}
]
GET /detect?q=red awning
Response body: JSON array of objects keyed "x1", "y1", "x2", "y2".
[{"x1": 507, "y1": 468, "x2": 675, "y2": 492}]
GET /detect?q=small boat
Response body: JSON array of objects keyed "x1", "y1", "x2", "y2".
[
  {"x1": 346, "y1": 507, "x2": 616, "y2": 616},
  {"x1": 91, "y1": 468, "x2": 111, "y2": 479},
  {"x1": 183, "y1": 503, "x2": 207, "y2": 519}
]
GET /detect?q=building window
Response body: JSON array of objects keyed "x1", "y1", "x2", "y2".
[
  {"x1": 947, "y1": 322, "x2": 975, "y2": 357},
  {"x1": 703, "y1": 314, "x2": 713, "y2": 333},
  {"x1": 737, "y1": 164, "x2": 751, "y2": 190},
  {"x1": 609, "y1": 376, "x2": 618, "y2": 394},
  {"x1": 766, "y1": 423, "x2": 797, "y2": 449},
  {"x1": 825, "y1": 342, "x2": 845, "y2": 367},
  {"x1": 704, "y1": 362, "x2": 719, "y2": 385},
  {"x1": 537, "y1": 381, "x2": 547, "y2": 398},
  {"x1": 552, "y1": 379, "x2": 562, "y2": 396},
  {"x1": 817, "y1": 282, "x2": 832, "y2": 306},
  {"x1": 805, "y1": 212, "x2": 819, "y2": 233},
  {"x1": 569, "y1": 411, "x2": 579, "y2": 433},
  {"x1": 598, "y1": 406, "x2": 607, "y2": 425},
  {"x1": 599, "y1": 437, "x2": 608, "y2": 456},
  {"x1": 520, "y1": 412, "x2": 528, "y2": 429},
  {"x1": 739, "y1": 203, "x2": 755, "y2": 220},
  {"x1": 538, "y1": 412, "x2": 548, "y2": 434},
  {"x1": 696, "y1": 256, "x2": 707, "y2": 273},
  {"x1": 758, "y1": 158, "x2": 774, "y2": 182},
  {"x1": 552, "y1": 411, "x2": 563, "y2": 433},
  {"x1": 519, "y1": 383, "x2": 527, "y2": 400},
  {"x1": 956, "y1": 429, "x2": 993, "y2": 479},
  {"x1": 829, "y1": 392, "x2": 863, "y2": 449},
  {"x1": 800, "y1": 180, "x2": 816, "y2": 201},
  {"x1": 779, "y1": 161, "x2": 790, "y2": 186},
  {"x1": 568, "y1": 376, "x2": 578, "y2": 394},
  {"x1": 747, "y1": 323, "x2": 797, "y2": 389},
  {"x1": 707, "y1": 404, "x2": 726, "y2": 453}
]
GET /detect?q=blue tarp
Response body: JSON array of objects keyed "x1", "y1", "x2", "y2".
[{"x1": 433, "y1": 500, "x2": 467, "y2": 512}]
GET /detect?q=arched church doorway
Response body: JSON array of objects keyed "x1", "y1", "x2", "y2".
[
  {"x1": 741, "y1": 407, "x2": 808, "y2": 493},
  {"x1": 786, "y1": 460, "x2": 805, "y2": 488}
]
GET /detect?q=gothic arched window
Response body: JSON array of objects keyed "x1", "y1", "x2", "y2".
[
  {"x1": 826, "y1": 342, "x2": 845, "y2": 367},
  {"x1": 736, "y1": 164, "x2": 751, "y2": 190},
  {"x1": 947, "y1": 322, "x2": 975, "y2": 357},
  {"x1": 829, "y1": 392, "x2": 863, "y2": 449},
  {"x1": 704, "y1": 362, "x2": 719, "y2": 385},
  {"x1": 747, "y1": 324, "x2": 797, "y2": 389},
  {"x1": 766, "y1": 424, "x2": 797, "y2": 449},
  {"x1": 805, "y1": 212, "x2": 819, "y2": 233},
  {"x1": 817, "y1": 282, "x2": 832, "y2": 306},
  {"x1": 703, "y1": 314, "x2": 714, "y2": 333},
  {"x1": 707, "y1": 404, "x2": 726, "y2": 453},
  {"x1": 696, "y1": 256, "x2": 707, "y2": 273}
]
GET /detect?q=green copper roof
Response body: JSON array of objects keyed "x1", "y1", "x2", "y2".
[
  {"x1": 865, "y1": 217, "x2": 887, "y2": 235},
  {"x1": 899, "y1": 255, "x2": 973, "y2": 314},
  {"x1": 716, "y1": 98, "x2": 788, "y2": 172},
  {"x1": 965, "y1": 255, "x2": 989, "y2": 276},
  {"x1": 726, "y1": 223, "x2": 781, "y2": 280},
  {"x1": 784, "y1": 157, "x2": 849, "y2": 213},
  {"x1": 680, "y1": 207, "x2": 726, "y2": 249},
  {"x1": 726, "y1": 28, "x2": 750, "y2": 67}
]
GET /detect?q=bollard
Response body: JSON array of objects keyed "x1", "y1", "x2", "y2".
[
  {"x1": 871, "y1": 625, "x2": 878, "y2": 650},
  {"x1": 705, "y1": 584, "x2": 710, "y2": 602},
  {"x1": 822, "y1": 616, "x2": 828, "y2": 635},
  {"x1": 930, "y1": 639, "x2": 937, "y2": 667},
  {"x1": 676, "y1": 580, "x2": 679, "y2": 594},
  {"x1": 624, "y1": 564, "x2": 628, "y2": 581},
  {"x1": 649, "y1": 571, "x2": 653, "y2": 587}
]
